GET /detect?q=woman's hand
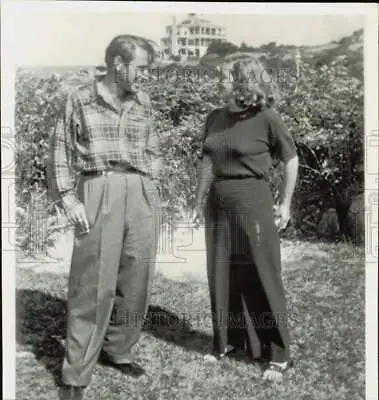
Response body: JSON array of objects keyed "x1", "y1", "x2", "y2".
[
  {"x1": 191, "y1": 205, "x2": 202, "y2": 228},
  {"x1": 274, "y1": 203, "x2": 291, "y2": 232}
]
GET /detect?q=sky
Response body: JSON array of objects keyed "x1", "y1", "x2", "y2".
[{"x1": 3, "y1": 2, "x2": 367, "y2": 67}]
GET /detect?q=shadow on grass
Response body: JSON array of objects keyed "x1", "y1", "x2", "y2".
[
  {"x1": 16, "y1": 289, "x2": 215, "y2": 386},
  {"x1": 16, "y1": 289, "x2": 66, "y2": 386},
  {"x1": 143, "y1": 305, "x2": 213, "y2": 354}
]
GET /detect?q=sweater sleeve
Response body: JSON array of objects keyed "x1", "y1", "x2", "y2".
[
  {"x1": 199, "y1": 108, "x2": 219, "y2": 160},
  {"x1": 266, "y1": 108, "x2": 297, "y2": 163}
]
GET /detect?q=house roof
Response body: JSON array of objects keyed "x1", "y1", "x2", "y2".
[{"x1": 178, "y1": 13, "x2": 217, "y2": 27}]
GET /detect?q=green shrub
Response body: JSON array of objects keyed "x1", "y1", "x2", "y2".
[
  {"x1": 277, "y1": 57, "x2": 364, "y2": 238},
  {"x1": 14, "y1": 51, "x2": 363, "y2": 253}
]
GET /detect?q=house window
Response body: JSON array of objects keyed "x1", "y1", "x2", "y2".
[
  {"x1": 188, "y1": 39, "x2": 194, "y2": 46},
  {"x1": 211, "y1": 28, "x2": 216, "y2": 35},
  {"x1": 206, "y1": 27, "x2": 210, "y2": 34}
]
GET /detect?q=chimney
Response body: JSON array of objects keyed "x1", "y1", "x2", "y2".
[{"x1": 171, "y1": 16, "x2": 178, "y2": 57}]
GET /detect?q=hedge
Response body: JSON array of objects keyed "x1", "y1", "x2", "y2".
[{"x1": 15, "y1": 53, "x2": 364, "y2": 253}]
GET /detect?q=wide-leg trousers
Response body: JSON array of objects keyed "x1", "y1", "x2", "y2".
[
  {"x1": 61, "y1": 171, "x2": 161, "y2": 387},
  {"x1": 205, "y1": 177, "x2": 291, "y2": 363}
]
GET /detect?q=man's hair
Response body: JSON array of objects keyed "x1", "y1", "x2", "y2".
[
  {"x1": 105, "y1": 35, "x2": 157, "y2": 67},
  {"x1": 219, "y1": 56, "x2": 282, "y2": 109}
]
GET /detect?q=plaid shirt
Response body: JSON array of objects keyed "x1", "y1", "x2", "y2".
[{"x1": 50, "y1": 76, "x2": 161, "y2": 213}]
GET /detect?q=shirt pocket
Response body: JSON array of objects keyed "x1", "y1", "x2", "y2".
[{"x1": 124, "y1": 113, "x2": 149, "y2": 143}]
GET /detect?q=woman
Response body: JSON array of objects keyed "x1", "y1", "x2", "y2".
[{"x1": 192, "y1": 58, "x2": 299, "y2": 382}]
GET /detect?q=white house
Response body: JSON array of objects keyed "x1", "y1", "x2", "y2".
[{"x1": 160, "y1": 13, "x2": 227, "y2": 60}]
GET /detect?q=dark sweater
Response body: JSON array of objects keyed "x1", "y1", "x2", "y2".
[{"x1": 201, "y1": 106, "x2": 297, "y2": 181}]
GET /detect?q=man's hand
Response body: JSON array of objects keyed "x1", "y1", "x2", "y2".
[
  {"x1": 274, "y1": 203, "x2": 291, "y2": 232},
  {"x1": 66, "y1": 202, "x2": 90, "y2": 234}
]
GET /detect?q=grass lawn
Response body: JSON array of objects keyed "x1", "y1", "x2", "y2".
[{"x1": 16, "y1": 241, "x2": 365, "y2": 400}]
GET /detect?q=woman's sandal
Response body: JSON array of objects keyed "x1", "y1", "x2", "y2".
[
  {"x1": 262, "y1": 360, "x2": 294, "y2": 382},
  {"x1": 203, "y1": 345, "x2": 236, "y2": 362}
]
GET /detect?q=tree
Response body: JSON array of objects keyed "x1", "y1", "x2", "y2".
[
  {"x1": 240, "y1": 41, "x2": 249, "y2": 51},
  {"x1": 259, "y1": 42, "x2": 277, "y2": 52},
  {"x1": 205, "y1": 39, "x2": 239, "y2": 57},
  {"x1": 277, "y1": 56, "x2": 364, "y2": 240},
  {"x1": 239, "y1": 42, "x2": 256, "y2": 52}
]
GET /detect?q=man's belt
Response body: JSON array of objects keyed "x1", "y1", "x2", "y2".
[{"x1": 81, "y1": 165, "x2": 141, "y2": 177}]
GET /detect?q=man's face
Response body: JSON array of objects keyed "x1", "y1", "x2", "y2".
[{"x1": 116, "y1": 46, "x2": 150, "y2": 90}]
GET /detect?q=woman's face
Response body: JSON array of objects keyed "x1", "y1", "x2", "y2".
[
  {"x1": 216, "y1": 64, "x2": 233, "y2": 101},
  {"x1": 217, "y1": 81, "x2": 234, "y2": 101}
]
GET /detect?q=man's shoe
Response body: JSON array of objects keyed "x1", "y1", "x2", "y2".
[
  {"x1": 99, "y1": 352, "x2": 145, "y2": 378},
  {"x1": 116, "y1": 362, "x2": 145, "y2": 378},
  {"x1": 58, "y1": 385, "x2": 85, "y2": 400}
]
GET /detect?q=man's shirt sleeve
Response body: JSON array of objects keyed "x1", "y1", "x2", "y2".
[
  {"x1": 50, "y1": 92, "x2": 81, "y2": 214},
  {"x1": 145, "y1": 98, "x2": 162, "y2": 180}
]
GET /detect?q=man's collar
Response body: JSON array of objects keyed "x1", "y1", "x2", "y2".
[{"x1": 94, "y1": 76, "x2": 149, "y2": 107}]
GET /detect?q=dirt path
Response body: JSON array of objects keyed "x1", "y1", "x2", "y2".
[{"x1": 16, "y1": 225, "x2": 330, "y2": 282}]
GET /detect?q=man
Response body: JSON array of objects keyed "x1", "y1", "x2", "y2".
[{"x1": 49, "y1": 35, "x2": 162, "y2": 400}]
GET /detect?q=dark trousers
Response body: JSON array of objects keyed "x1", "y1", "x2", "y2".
[
  {"x1": 205, "y1": 177, "x2": 291, "y2": 363},
  {"x1": 61, "y1": 172, "x2": 161, "y2": 386}
]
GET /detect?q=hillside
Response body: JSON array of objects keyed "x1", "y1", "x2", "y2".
[
  {"x1": 197, "y1": 28, "x2": 363, "y2": 81},
  {"x1": 303, "y1": 29, "x2": 363, "y2": 54}
]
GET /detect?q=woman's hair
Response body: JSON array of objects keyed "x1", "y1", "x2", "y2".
[
  {"x1": 218, "y1": 55, "x2": 282, "y2": 110},
  {"x1": 104, "y1": 35, "x2": 157, "y2": 67}
]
